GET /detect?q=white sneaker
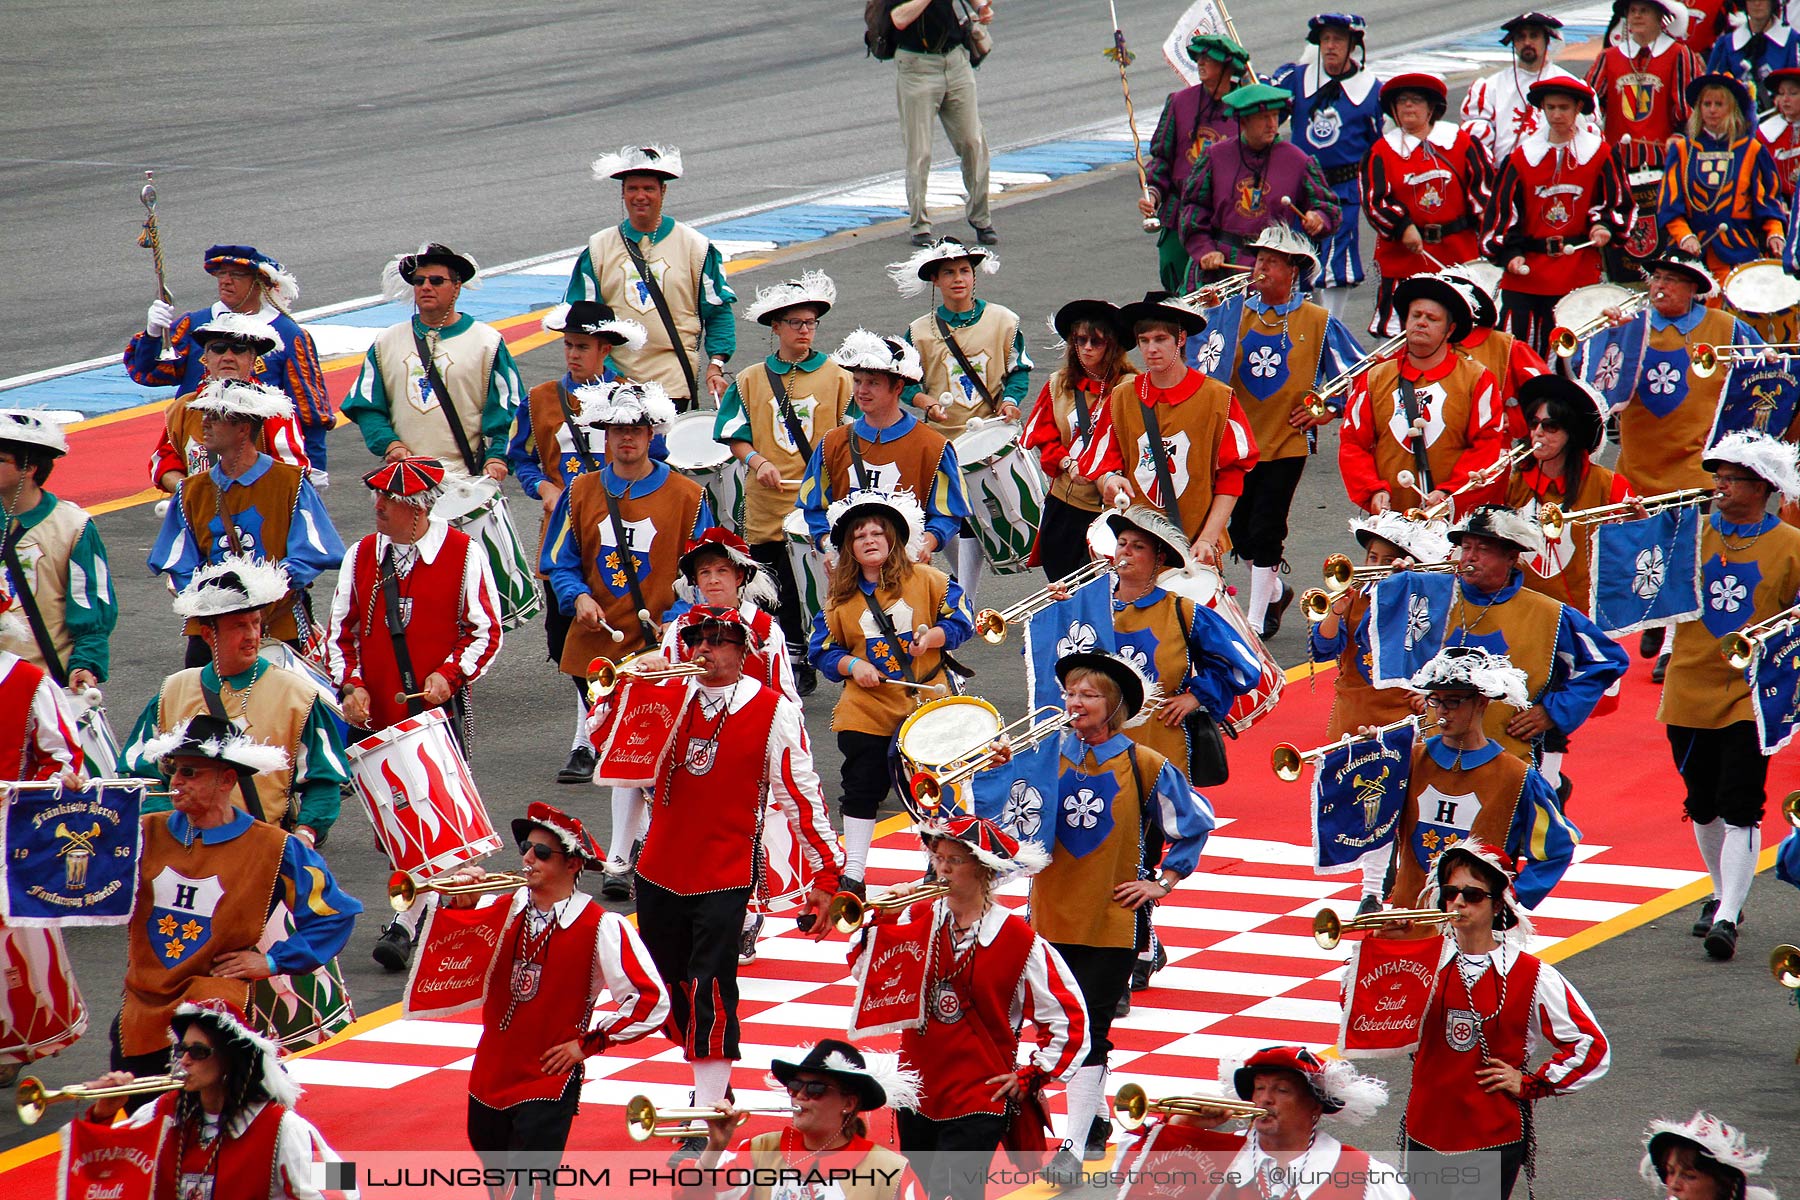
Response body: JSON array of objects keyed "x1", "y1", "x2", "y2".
[{"x1": 601, "y1": 856, "x2": 631, "y2": 878}]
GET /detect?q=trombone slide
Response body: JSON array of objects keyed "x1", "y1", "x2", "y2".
[{"x1": 1538, "y1": 487, "x2": 1710, "y2": 538}]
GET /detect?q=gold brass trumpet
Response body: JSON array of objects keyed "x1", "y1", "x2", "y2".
[
  {"x1": 1771, "y1": 944, "x2": 1800, "y2": 989},
  {"x1": 1549, "y1": 292, "x2": 1651, "y2": 357},
  {"x1": 586, "y1": 653, "x2": 708, "y2": 699},
  {"x1": 1719, "y1": 605, "x2": 1800, "y2": 671},
  {"x1": 1782, "y1": 790, "x2": 1800, "y2": 830},
  {"x1": 1272, "y1": 716, "x2": 1417, "y2": 782},
  {"x1": 1691, "y1": 341, "x2": 1800, "y2": 379},
  {"x1": 1180, "y1": 271, "x2": 1255, "y2": 309},
  {"x1": 973, "y1": 559, "x2": 1113, "y2": 644},
  {"x1": 388, "y1": 870, "x2": 529, "y2": 912},
  {"x1": 625, "y1": 1094, "x2": 798, "y2": 1141},
  {"x1": 1313, "y1": 906, "x2": 1452, "y2": 949},
  {"x1": 1539, "y1": 487, "x2": 1710, "y2": 539},
  {"x1": 1300, "y1": 587, "x2": 1335, "y2": 624},
  {"x1": 829, "y1": 882, "x2": 953, "y2": 934},
  {"x1": 910, "y1": 706, "x2": 1073, "y2": 809},
  {"x1": 1300, "y1": 333, "x2": 1405, "y2": 417},
  {"x1": 1403, "y1": 443, "x2": 1536, "y2": 523},
  {"x1": 17, "y1": 1072, "x2": 186, "y2": 1125},
  {"x1": 1112, "y1": 1082, "x2": 1266, "y2": 1130},
  {"x1": 1322, "y1": 554, "x2": 1462, "y2": 596}
]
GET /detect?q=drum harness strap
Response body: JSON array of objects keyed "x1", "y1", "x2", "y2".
[
  {"x1": 1397, "y1": 374, "x2": 1434, "y2": 495},
  {"x1": 197, "y1": 667, "x2": 276, "y2": 827},
  {"x1": 554, "y1": 383, "x2": 604, "y2": 476},
  {"x1": 934, "y1": 315, "x2": 995, "y2": 411},
  {"x1": 379, "y1": 545, "x2": 426, "y2": 720},
  {"x1": 0, "y1": 511, "x2": 68, "y2": 687},
  {"x1": 765, "y1": 365, "x2": 813, "y2": 462},
  {"x1": 1136, "y1": 376, "x2": 1187, "y2": 532},
  {"x1": 621, "y1": 233, "x2": 702, "y2": 405},
  {"x1": 412, "y1": 326, "x2": 482, "y2": 475},
  {"x1": 602, "y1": 480, "x2": 660, "y2": 647}
]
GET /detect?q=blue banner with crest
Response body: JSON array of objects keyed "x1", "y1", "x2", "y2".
[
  {"x1": 968, "y1": 735, "x2": 1061, "y2": 858},
  {"x1": 0, "y1": 780, "x2": 145, "y2": 927},
  {"x1": 1022, "y1": 574, "x2": 1118, "y2": 716},
  {"x1": 1590, "y1": 505, "x2": 1703, "y2": 636},
  {"x1": 1750, "y1": 621, "x2": 1800, "y2": 755},
  {"x1": 1311, "y1": 721, "x2": 1417, "y2": 873},
  {"x1": 1366, "y1": 569, "x2": 1460, "y2": 689}
]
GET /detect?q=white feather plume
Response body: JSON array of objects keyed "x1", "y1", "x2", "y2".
[
  {"x1": 1705, "y1": 429, "x2": 1800, "y2": 502},
  {"x1": 590, "y1": 143, "x2": 684, "y2": 182},
  {"x1": 744, "y1": 270, "x2": 839, "y2": 325},
  {"x1": 825, "y1": 487, "x2": 929, "y2": 561},
  {"x1": 138, "y1": 717, "x2": 291, "y2": 777},
  {"x1": 1449, "y1": 504, "x2": 1546, "y2": 557},
  {"x1": 380, "y1": 242, "x2": 482, "y2": 301},
  {"x1": 1409, "y1": 647, "x2": 1529, "y2": 709},
  {"x1": 0, "y1": 411, "x2": 69, "y2": 456},
  {"x1": 540, "y1": 303, "x2": 650, "y2": 351},
  {"x1": 186, "y1": 380, "x2": 295, "y2": 423},
  {"x1": 885, "y1": 241, "x2": 999, "y2": 298},
  {"x1": 570, "y1": 380, "x2": 677, "y2": 431},
  {"x1": 1417, "y1": 837, "x2": 1536, "y2": 940},
  {"x1": 1215, "y1": 1053, "x2": 1389, "y2": 1126},
  {"x1": 1350, "y1": 510, "x2": 1452, "y2": 563},
  {"x1": 193, "y1": 311, "x2": 285, "y2": 355},
  {"x1": 831, "y1": 329, "x2": 924, "y2": 383},
  {"x1": 765, "y1": 1044, "x2": 923, "y2": 1113},
  {"x1": 172, "y1": 554, "x2": 291, "y2": 620}
]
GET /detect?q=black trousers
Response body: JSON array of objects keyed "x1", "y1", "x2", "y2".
[
  {"x1": 748, "y1": 539, "x2": 809, "y2": 655},
  {"x1": 468, "y1": 1071, "x2": 583, "y2": 1199},
  {"x1": 633, "y1": 878, "x2": 749, "y2": 1060},
  {"x1": 1404, "y1": 1137, "x2": 1526, "y2": 1200},
  {"x1": 1036, "y1": 494, "x2": 1101, "y2": 584},
  {"x1": 1049, "y1": 942, "x2": 1136, "y2": 1066},
  {"x1": 1498, "y1": 291, "x2": 1558, "y2": 360},
  {"x1": 1227, "y1": 456, "x2": 1307, "y2": 569},
  {"x1": 1667, "y1": 720, "x2": 1771, "y2": 827},
  {"x1": 542, "y1": 580, "x2": 572, "y2": 665},
  {"x1": 838, "y1": 730, "x2": 894, "y2": 821},
  {"x1": 897, "y1": 1109, "x2": 1008, "y2": 1200}
]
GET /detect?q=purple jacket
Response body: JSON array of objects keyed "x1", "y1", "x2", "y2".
[
  {"x1": 1148, "y1": 85, "x2": 1239, "y2": 230},
  {"x1": 1178, "y1": 137, "x2": 1343, "y2": 273}
]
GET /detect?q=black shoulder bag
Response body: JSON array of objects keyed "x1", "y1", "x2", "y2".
[
  {"x1": 0, "y1": 520, "x2": 68, "y2": 687},
  {"x1": 620, "y1": 233, "x2": 702, "y2": 404},
  {"x1": 412, "y1": 327, "x2": 481, "y2": 475},
  {"x1": 198, "y1": 682, "x2": 272, "y2": 825},
  {"x1": 1174, "y1": 597, "x2": 1232, "y2": 787}
]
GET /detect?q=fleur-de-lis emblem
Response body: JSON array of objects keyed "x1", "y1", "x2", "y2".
[
  {"x1": 1647, "y1": 362, "x2": 1681, "y2": 396},
  {"x1": 1631, "y1": 546, "x2": 1665, "y2": 599},
  {"x1": 1057, "y1": 621, "x2": 1098, "y2": 658},
  {"x1": 1710, "y1": 574, "x2": 1747, "y2": 613},
  {"x1": 1247, "y1": 346, "x2": 1281, "y2": 378},
  {"x1": 1064, "y1": 789, "x2": 1105, "y2": 829}
]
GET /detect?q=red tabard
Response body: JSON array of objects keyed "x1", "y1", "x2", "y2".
[
  {"x1": 1406, "y1": 951, "x2": 1543, "y2": 1151},
  {"x1": 471, "y1": 900, "x2": 603, "y2": 1108},
  {"x1": 346, "y1": 530, "x2": 479, "y2": 732},
  {"x1": 1496, "y1": 144, "x2": 1614, "y2": 296},
  {"x1": 1206, "y1": 1143, "x2": 1380, "y2": 1200},
  {"x1": 901, "y1": 912, "x2": 1035, "y2": 1121},
  {"x1": 0, "y1": 657, "x2": 45, "y2": 781},
  {"x1": 1366, "y1": 127, "x2": 1484, "y2": 280},
  {"x1": 150, "y1": 1091, "x2": 286, "y2": 1200},
  {"x1": 636, "y1": 685, "x2": 778, "y2": 896},
  {"x1": 1590, "y1": 44, "x2": 1693, "y2": 145}
]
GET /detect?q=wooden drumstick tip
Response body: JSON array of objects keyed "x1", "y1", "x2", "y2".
[{"x1": 394, "y1": 690, "x2": 430, "y2": 704}]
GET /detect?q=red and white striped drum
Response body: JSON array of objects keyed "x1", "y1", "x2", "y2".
[
  {"x1": 348, "y1": 708, "x2": 501, "y2": 882},
  {"x1": 0, "y1": 921, "x2": 87, "y2": 1064},
  {"x1": 1208, "y1": 583, "x2": 1285, "y2": 735}
]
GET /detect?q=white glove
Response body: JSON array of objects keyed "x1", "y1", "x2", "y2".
[{"x1": 146, "y1": 300, "x2": 176, "y2": 337}]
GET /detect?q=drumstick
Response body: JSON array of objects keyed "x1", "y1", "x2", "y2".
[
  {"x1": 394, "y1": 690, "x2": 433, "y2": 704},
  {"x1": 76, "y1": 686, "x2": 104, "y2": 709},
  {"x1": 1395, "y1": 470, "x2": 1427, "y2": 504},
  {"x1": 882, "y1": 679, "x2": 949, "y2": 696}
]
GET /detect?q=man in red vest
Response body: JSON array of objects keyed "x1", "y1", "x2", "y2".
[{"x1": 0, "y1": 577, "x2": 81, "y2": 784}]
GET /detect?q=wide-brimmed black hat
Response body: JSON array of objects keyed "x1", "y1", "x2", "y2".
[
  {"x1": 1500, "y1": 11, "x2": 1563, "y2": 41},
  {"x1": 1517, "y1": 375, "x2": 1608, "y2": 455},
  {"x1": 769, "y1": 1040, "x2": 920, "y2": 1112},
  {"x1": 1639, "y1": 248, "x2": 1718, "y2": 297},
  {"x1": 1053, "y1": 299, "x2": 1128, "y2": 344},
  {"x1": 1393, "y1": 275, "x2": 1474, "y2": 343},
  {"x1": 399, "y1": 243, "x2": 479, "y2": 285},
  {"x1": 1055, "y1": 650, "x2": 1153, "y2": 723},
  {"x1": 1119, "y1": 290, "x2": 1207, "y2": 336}
]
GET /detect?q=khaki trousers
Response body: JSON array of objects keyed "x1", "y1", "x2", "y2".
[{"x1": 895, "y1": 46, "x2": 992, "y2": 232}]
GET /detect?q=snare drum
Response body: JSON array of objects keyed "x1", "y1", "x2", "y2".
[
  {"x1": 1723, "y1": 258, "x2": 1800, "y2": 345},
  {"x1": 1457, "y1": 260, "x2": 1502, "y2": 301},
  {"x1": 0, "y1": 924, "x2": 87, "y2": 1064},
  {"x1": 348, "y1": 708, "x2": 502, "y2": 881},
  {"x1": 953, "y1": 421, "x2": 1046, "y2": 576},
  {"x1": 783, "y1": 509, "x2": 831, "y2": 633},
  {"x1": 249, "y1": 901, "x2": 355, "y2": 1052},
  {"x1": 891, "y1": 695, "x2": 1004, "y2": 819},
  {"x1": 665, "y1": 411, "x2": 747, "y2": 532},
  {"x1": 1553, "y1": 283, "x2": 1636, "y2": 336},
  {"x1": 432, "y1": 476, "x2": 543, "y2": 632},
  {"x1": 259, "y1": 640, "x2": 348, "y2": 741},
  {"x1": 1208, "y1": 583, "x2": 1284, "y2": 734}
]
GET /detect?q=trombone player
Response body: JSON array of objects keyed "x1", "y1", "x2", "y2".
[{"x1": 1658, "y1": 432, "x2": 1800, "y2": 961}]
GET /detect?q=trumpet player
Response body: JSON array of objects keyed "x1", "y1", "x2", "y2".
[
  {"x1": 70, "y1": 998, "x2": 344, "y2": 1200},
  {"x1": 443, "y1": 803, "x2": 668, "y2": 1196},
  {"x1": 1340, "y1": 274, "x2": 1507, "y2": 519},
  {"x1": 1659, "y1": 432, "x2": 1800, "y2": 960}
]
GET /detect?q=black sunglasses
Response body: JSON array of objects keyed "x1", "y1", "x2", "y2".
[
  {"x1": 202, "y1": 339, "x2": 257, "y2": 354},
  {"x1": 785, "y1": 1079, "x2": 835, "y2": 1099},
  {"x1": 519, "y1": 840, "x2": 562, "y2": 861},
  {"x1": 681, "y1": 618, "x2": 747, "y2": 647},
  {"x1": 177, "y1": 1041, "x2": 215, "y2": 1062},
  {"x1": 1527, "y1": 418, "x2": 1562, "y2": 432},
  {"x1": 1442, "y1": 884, "x2": 1493, "y2": 905}
]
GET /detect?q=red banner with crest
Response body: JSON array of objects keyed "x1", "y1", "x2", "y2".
[
  {"x1": 848, "y1": 914, "x2": 933, "y2": 1039},
  {"x1": 402, "y1": 899, "x2": 513, "y2": 1020},
  {"x1": 57, "y1": 1109, "x2": 163, "y2": 1200},
  {"x1": 1338, "y1": 932, "x2": 1444, "y2": 1058},
  {"x1": 589, "y1": 678, "x2": 693, "y2": 787}
]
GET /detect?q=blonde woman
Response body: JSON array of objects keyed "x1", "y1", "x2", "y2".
[{"x1": 1659, "y1": 72, "x2": 1786, "y2": 276}]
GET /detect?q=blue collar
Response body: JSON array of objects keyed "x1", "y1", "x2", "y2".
[
  {"x1": 768, "y1": 351, "x2": 829, "y2": 375},
  {"x1": 853, "y1": 410, "x2": 918, "y2": 442},
  {"x1": 1713, "y1": 511, "x2": 1778, "y2": 537},
  {"x1": 1648, "y1": 305, "x2": 1706, "y2": 335},
  {"x1": 1245, "y1": 292, "x2": 1306, "y2": 316},
  {"x1": 602, "y1": 461, "x2": 670, "y2": 498},
  {"x1": 1112, "y1": 585, "x2": 1170, "y2": 611},
  {"x1": 1458, "y1": 569, "x2": 1525, "y2": 605},
  {"x1": 619, "y1": 215, "x2": 675, "y2": 245},
  {"x1": 209, "y1": 453, "x2": 273, "y2": 489},
  {"x1": 936, "y1": 300, "x2": 986, "y2": 328},
  {"x1": 1060, "y1": 728, "x2": 1134, "y2": 766},
  {"x1": 1426, "y1": 735, "x2": 1502, "y2": 770},
  {"x1": 168, "y1": 809, "x2": 256, "y2": 847},
  {"x1": 561, "y1": 368, "x2": 616, "y2": 391}
]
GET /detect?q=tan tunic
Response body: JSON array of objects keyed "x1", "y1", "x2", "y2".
[
  {"x1": 587, "y1": 222, "x2": 711, "y2": 399},
  {"x1": 911, "y1": 303, "x2": 1021, "y2": 439},
  {"x1": 0, "y1": 499, "x2": 90, "y2": 673},
  {"x1": 369, "y1": 320, "x2": 503, "y2": 473},
  {"x1": 1659, "y1": 518, "x2": 1800, "y2": 729},
  {"x1": 1617, "y1": 308, "x2": 1735, "y2": 494},
  {"x1": 156, "y1": 666, "x2": 317, "y2": 827},
  {"x1": 731, "y1": 358, "x2": 854, "y2": 543}
]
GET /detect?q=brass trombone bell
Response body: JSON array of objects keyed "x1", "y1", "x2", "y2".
[
  {"x1": 1313, "y1": 906, "x2": 1453, "y2": 949},
  {"x1": 972, "y1": 559, "x2": 1113, "y2": 645},
  {"x1": 624, "y1": 1094, "x2": 798, "y2": 1141},
  {"x1": 585, "y1": 654, "x2": 708, "y2": 698},
  {"x1": 1112, "y1": 1082, "x2": 1266, "y2": 1131},
  {"x1": 828, "y1": 882, "x2": 952, "y2": 934},
  {"x1": 1772, "y1": 944, "x2": 1800, "y2": 989},
  {"x1": 1300, "y1": 588, "x2": 1334, "y2": 624},
  {"x1": 1783, "y1": 790, "x2": 1800, "y2": 831},
  {"x1": 17, "y1": 1072, "x2": 187, "y2": 1125},
  {"x1": 388, "y1": 870, "x2": 529, "y2": 912}
]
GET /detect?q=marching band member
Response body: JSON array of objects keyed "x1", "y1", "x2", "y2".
[
  {"x1": 541, "y1": 380, "x2": 711, "y2": 874},
  {"x1": 848, "y1": 816, "x2": 1085, "y2": 1200},
  {"x1": 798, "y1": 330, "x2": 970, "y2": 562},
  {"x1": 1273, "y1": 14, "x2": 1384, "y2": 300},
  {"x1": 810, "y1": 489, "x2": 972, "y2": 895},
  {"x1": 1087, "y1": 291, "x2": 1259, "y2": 561},
  {"x1": 113, "y1": 716, "x2": 359, "y2": 1079},
  {"x1": 1705, "y1": 0, "x2": 1798, "y2": 94},
  {"x1": 1023, "y1": 299, "x2": 1132, "y2": 583},
  {"x1": 719, "y1": 270, "x2": 855, "y2": 694},
  {"x1": 658, "y1": 529, "x2": 798, "y2": 700},
  {"x1": 1384, "y1": 647, "x2": 1578, "y2": 913},
  {"x1": 1659, "y1": 72, "x2": 1787, "y2": 276},
  {"x1": 444, "y1": 803, "x2": 668, "y2": 1196},
  {"x1": 688, "y1": 1041, "x2": 929, "y2": 1200},
  {"x1": 1658, "y1": 432, "x2": 1800, "y2": 960},
  {"x1": 1639, "y1": 1112, "x2": 1779, "y2": 1200},
  {"x1": 1688, "y1": 0, "x2": 1733, "y2": 58},
  {"x1": 126, "y1": 244, "x2": 332, "y2": 475},
  {"x1": 1178, "y1": 82, "x2": 1342, "y2": 289},
  {"x1": 1143, "y1": 32, "x2": 1250, "y2": 290},
  {"x1": 1393, "y1": 840, "x2": 1610, "y2": 1200},
  {"x1": 1506, "y1": 375, "x2": 1634, "y2": 614},
  {"x1": 343, "y1": 242, "x2": 522, "y2": 479},
  {"x1": 0, "y1": 576, "x2": 82, "y2": 783},
  {"x1": 1460, "y1": 13, "x2": 1591, "y2": 164},
  {"x1": 0, "y1": 412, "x2": 115, "y2": 698},
  {"x1": 893, "y1": 236, "x2": 1030, "y2": 598},
  {"x1": 1437, "y1": 504, "x2": 1630, "y2": 767},
  {"x1": 1339, "y1": 274, "x2": 1505, "y2": 518},
  {"x1": 1587, "y1": 0, "x2": 1703, "y2": 152},
  {"x1": 1034, "y1": 650, "x2": 1214, "y2": 1180},
  {"x1": 1363, "y1": 73, "x2": 1494, "y2": 337},
  {"x1": 1756, "y1": 65, "x2": 1800, "y2": 196},
  {"x1": 565, "y1": 143, "x2": 737, "y2": 410},
  {"x1": 508, "y1": 300, "x2": 648, "y2": 781},
  {"x1": 150, "y1": 314, "x2": 308, "y2": 493},
  {"x1": 75, "y1": 999, "x2": 346, "y2": 1200},
  {"x1": 1481, "y1": 76, "x2": 1634, "y2": 357},
  {"x1": 147, "y1": 380, "x2": 343, "y2": 666},
  {"x1": 635, "y1": 607, "x2": 840, "y2": 1157},
  {"x1": 324, "y1": 456, "x2": 503, "y2": 971},
  {"x1": 1221, "y1": 226, "x2": 1366, "y2": 635},
  {"x1": 124, "y1": 556, "x2": 348, "y2": 841},
  {"x1": 1438, "y1": 266, "x2": 1550, "y2": 442}
]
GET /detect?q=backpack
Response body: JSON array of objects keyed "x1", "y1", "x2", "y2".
[{"x1": 864, "y1": 0, "x2": 897, "y2": 60}]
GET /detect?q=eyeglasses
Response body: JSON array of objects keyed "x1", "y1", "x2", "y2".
[
  {"x1": 930, "y1": 853, "x2": 974, "y2": 869},
  {"x1": 177, "y1": 1042, "x2": 215, "y2": 1062},
  {"x1": 1071, "y1": 334, "x2": 1112, "y2": 348},
  {"x1": 780, "y1": 318, "x2": 821, "y2": 330},
  {"x1": 785, "y1": 1080, "x2": 836, "y2": 1099},
  {"x1": 414, "y1": 275, "x2": 456, "y2": 287},
  {"x1": 1423, "y1": 695, "x2": 1473, "y2": 711},
  {"x1": 170, "y1": 764, "x2": 214, "y2": 779},
  {"x1": 1713, "y1": 472, "x2": 1760, "y2": 488},
  {"x1": 682, "y1": 617, "x2": 748, "y2": 647},
  {"x1": 519, "y1": 840, "x2": 561, "y2": 861},
  {"x1": 1527, "y1": 418, "x2": 1562, "y2": 432},
  {"x1": 1441, "y1": 884, "x2": 1493, "y2": 905}
]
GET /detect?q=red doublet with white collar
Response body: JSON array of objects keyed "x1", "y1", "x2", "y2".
[
  {"x1": 1406, "y1": 949, "x2": 1541, "y2": 1151},
  {"x1": 150, "y1": 1091, "x2": 286, "y2": 1200},
  {"x1": 901, "y1": 909, "x2": 1037, "y2": 1120},
  {"x1": 472, "y1": 895, "x2": 604, "y2": 1108},
  {"x1": 1757, "y1": 115, "x2": 1800, "y2": 198},
  {"x1": 340, "y1": 528, "x2": 483, "y2": 731}
]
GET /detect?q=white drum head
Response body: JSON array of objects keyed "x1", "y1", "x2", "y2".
[
  {"x1": 664, "y1": 411, "x2": 730, "y2": 470},
  {"x1": 898, "y1": 697, "x2": 1003, "y2": 768},
  {"x1": 1552, "y1": 283, "x2": 1635, "y2": 334},
  {"x1": 952, "y1": 420, "x2": 1023, "y2": 470},
  {"x1": 1723, "y1": 260, "x2": 1800, "y2": 316},
  {"x1": 431, "y1": 475, "x2": 499, "y2": 523}
]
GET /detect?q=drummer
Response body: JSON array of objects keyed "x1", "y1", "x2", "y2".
[
  {"x1": 1758, "y1": 66, "x2": 1800, "y2": 199},
  {"x1": 808, "y1": 488, "x2": 973, "y2": 898},
  {"x1": 0, "y1": 574, "x2": 84, "y2": 785},
  {"x1": 1659, "y1": 72, "x2": 1787, "y2": 279},
  {"x1": 892, "y1": 236, "x2": 1031, "y2": 599},
  {"x1": 1479, "y1": 76, "x2": 1633, "y2": 358},
  {"x1": 716, "y1": 270, "x2": 855, "y2": 697},
  {"x1": 509, "y1": 301, "x2": 652, "y2": 784}
]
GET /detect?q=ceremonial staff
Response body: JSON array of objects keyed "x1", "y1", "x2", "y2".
[
  {"x1": 1106, "y1": 0, "x2": 1160, "y2": 233},
  {"x1": 137, "y1": 171, "x2": 178, "y2": 361}
]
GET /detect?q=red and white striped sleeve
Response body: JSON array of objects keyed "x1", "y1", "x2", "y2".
[
  {"x1": 148, "y1": 423, "x2": 182, "y2": 490},
  {"x1": 1521, "y1": 958, "x2": 1610, "y2": 1099},
  {"x1": 26, "y1": 671, "x2": 80, "y2": 780},
  {"x1": 1337, "y1": 376, "x2": 1385, "y2": 510},
  {"x1": 265, "y1": 413, "x2": 311, "y2": 474},
  {"x1": 587, "y1": 909, "x2": 672, "y2": 1050},
  {"x1": 1212, "y1": 391, "x2": 1259, "y2": 497},
  {"x1": 767, "y1": 695, "x2": 845, "y2": 889},
  {"x1": 323, "y1": 543, "x2": 364, "y2": 691},
  {"x1": 443, "y1": 535, "x2": 503, "y2": 688},
  {"x1": 1021, "y1": 379, "x2": 1074, "y2": 476},
  {"x1": 1446, "y1": 367, "x2": 1507, "y2": 507},
  {"x1": 1015, "y1": 934, "x2": 1090, "y2": 1082}
]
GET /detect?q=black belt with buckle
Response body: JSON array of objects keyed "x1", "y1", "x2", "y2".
[{"x1": 1416, "y1": 216, "x2": 1474, "y2": 243}]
